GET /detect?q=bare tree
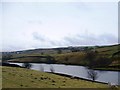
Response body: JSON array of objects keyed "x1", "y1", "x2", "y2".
[
  {"x1": 39, "y1": 65, "x2": 44, "y2": 72},
  {"x1": 87, "y1": 69, "x2": 98, "y2": 82},
  {"x1": 50, "y1": 65, "x2": 55, "y2": 73},
  {"x1": 22, "y1": 63, "x2": 32, "y2": 69}
]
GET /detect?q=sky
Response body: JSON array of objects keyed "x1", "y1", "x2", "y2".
[{"x1": 1, "y1": 0, "x2": 119, "y2": 51}]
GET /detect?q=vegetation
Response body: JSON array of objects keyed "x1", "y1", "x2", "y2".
[
  {"x1": 8, "y1": 56, "x2": 56, "y2": 63},
  {"x1": 2, "y1": 66, "x2": 109, "y2": 88},
  {"x1": 22, "y1": 63, "x2": 32, "y2": 69},
  {"x1": 1, "y1": 44, "x2": 120, "y2": 88},
  {"x1": 2, "y1": 44, "x2": 120, "y2": 71},
  {"x1": 2, "y1": 53, "x2": 12, "y2": 61},
  {"x1": 50, "y1": 65, "x2": 55, "y2": 73},
  {"x1": 87, "y1": 69, "x2": 98, "y2": 81},
  {"x1": 39, "y1": 65, "x2": 44, "y2": 72}
]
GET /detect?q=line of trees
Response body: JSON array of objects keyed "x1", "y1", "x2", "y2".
[{"x1": 2, "y1": 54, "x2": 13, "y2": 61}]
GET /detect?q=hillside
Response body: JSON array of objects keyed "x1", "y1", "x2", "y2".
[
  {"x1": 2, "y1": 44, "x2": 120, "y2": 70},
  {"x1": 2, "y1": 66, "x2": 108, "y2": 88}
]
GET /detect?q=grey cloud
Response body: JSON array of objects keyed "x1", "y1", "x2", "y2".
[
  {"x1": 32, "y1": 32, "x2": 46, "y2": 41},
  {"x1": 49, "y1": 40, "x2": 64, "y2": 46},
  {"x1": 63, "y1": 33, "x2": 118, "y2": 46},
  {"x1": 32, "y1": 32, "x2": 118, "y2": 48},
  {"x1": 2, "y1": 45, "x2": 26, "y2": 52},
  {"x1": 3, "y1": 33, "x2": 118, "y2": 52},
  {"x1": 32, "y1": 32, "x2": 63, "y2": 46},
  {"x1": 99, "y1": 34, "x2": 118, "y2": 43}
]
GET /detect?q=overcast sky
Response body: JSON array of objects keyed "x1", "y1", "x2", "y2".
[{"x1": 1, "y1": 0, "x2": 118, "y2": 51}]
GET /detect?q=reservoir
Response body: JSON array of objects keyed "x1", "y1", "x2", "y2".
[{"x1": 9, "y1": 63, "x2": 120, "y2": 85}]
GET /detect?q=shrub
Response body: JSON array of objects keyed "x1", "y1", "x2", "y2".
[
  {"x1": 50, "y1": 65, "x2": 55, "y2": 73},
  {"x1": 39, "y1": 65, "x2": 44, "y2": 72},
  {"x1": 22, "y1": 63, "x2": 32, "y2": 69},
  {"x1": 87, "y1": 69, "x2": 98, "y2": 81}
]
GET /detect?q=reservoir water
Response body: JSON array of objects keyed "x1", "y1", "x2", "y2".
[{"x1": 9, "y1": 63, "x2": 120, "y2": 85}]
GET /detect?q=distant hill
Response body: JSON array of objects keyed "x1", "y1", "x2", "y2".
[{"x1": 2, "y1": 44, "x2": 120, "y2": 71}]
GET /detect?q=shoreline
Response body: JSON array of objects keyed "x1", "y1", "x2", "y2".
[
  {"x1": 7, "y1": 61, "x2": 120, "y2": 71},
  {"x1": 47, "y1": 72, "x2": 109, "y2": 85},
  {"x1": 1, "y1": 63, "x2": 120, "y2": 86}
]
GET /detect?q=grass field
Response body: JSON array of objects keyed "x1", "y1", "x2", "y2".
[{"x1": 2, "y1": 66, "x2": 109, "y2": 88}]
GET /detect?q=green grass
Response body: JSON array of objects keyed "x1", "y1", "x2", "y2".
[
  {"x1": 2, "y1": 66, "x2": 109, "y2": 88},
  {"x1": 95, "y1": 44, "x2": 120, "y2": 57}
]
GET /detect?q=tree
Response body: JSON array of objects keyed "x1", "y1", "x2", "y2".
[
  {"x1": 39, "y1": 65, "x2": 44, "y2": 72},
  {"x1": 22, "y1": 63, "x2": 32, "y2": 69},
  {"x1": 50, "y1": 65, "x2": 55, "y2": 73},
  {"x1": 46, "y1": 56, "x2": 55, "y2": 64},
  {"x1": 2, "y1": 53, "x2": 12, "y2": 61},
  {"x1": 87, "y1": 69, "x2": 98, "y2": 81}
]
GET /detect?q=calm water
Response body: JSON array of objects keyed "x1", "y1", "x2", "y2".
[{"x1": 10, "y1": 63, "x2": 120, "y2": 85}]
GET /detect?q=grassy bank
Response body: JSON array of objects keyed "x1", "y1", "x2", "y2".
[{"x1": 2, "y1": 66, "x2": 109, "y2": 88}]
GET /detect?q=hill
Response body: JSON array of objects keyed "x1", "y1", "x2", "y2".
[{"x1": 2, "y1": 44, "x2": 120, "y2": 71}]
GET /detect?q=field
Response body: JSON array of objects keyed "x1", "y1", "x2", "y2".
[{"x1": 2, "y1": 66, "x2": 109, "y2": 88}]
